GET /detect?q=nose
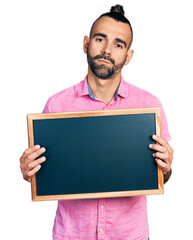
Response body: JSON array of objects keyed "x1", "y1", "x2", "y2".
[{"x1": 102, "y1": 42, "x2": 111, "y2": 56}]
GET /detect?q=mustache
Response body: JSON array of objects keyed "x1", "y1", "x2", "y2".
[{"x1": 94, "y1": 55, "x2": 115, "y2": 65}]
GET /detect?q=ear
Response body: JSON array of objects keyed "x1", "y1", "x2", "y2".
[
  {"x1": 83, "y1": 35, "x2": 90, "y2": 54},
  {"x1": 124, "y1": 50, "x2": 134, "y2": 65}
]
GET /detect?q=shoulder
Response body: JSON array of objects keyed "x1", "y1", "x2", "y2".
[
  {"x1": 122, "y1": 80, "x2": 171, "y2": 141},
  {"x1": 122, "y1": 79, "x2": 162, "y2": 106},
  {"x1": 43, "y1": 80, "x2": 83, "y2": 113}
]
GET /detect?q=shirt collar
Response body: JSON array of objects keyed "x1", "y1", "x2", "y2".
[
  {"x1": 78, "y1": 75, "x2": 128, "y2": 100},
  {"x1": 117, "y1": 76, "x2": 129, "y2": 99},
  {"x1": 78, "y1": 75, "x2": 90, "y2": 97},
  {"x1": 87, "y1": 82, "x2": 95, "y2": 100}
]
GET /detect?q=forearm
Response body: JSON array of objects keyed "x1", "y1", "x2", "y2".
[{"x1": 164, "y1": 168, "x2": 172, "y2": 184}]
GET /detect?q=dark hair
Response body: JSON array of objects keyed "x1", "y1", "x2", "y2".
[{"x1": 89, "y1": 4, "x2": 133, "y2": 49}]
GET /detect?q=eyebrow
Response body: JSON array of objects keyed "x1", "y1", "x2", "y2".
[
  {"x1": 93, "y1": 33, "x2": 127, "y2": 48},
  {"x1": 115, "y1": 38, "x2": 127, "y2": 48},
  {"x1": 93, "y1": 33, "x2": 107, "y2": 38}
]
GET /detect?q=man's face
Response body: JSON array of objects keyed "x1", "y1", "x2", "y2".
[{"x1": 86, "y1": 16, "x2": 132, "y2": 79}]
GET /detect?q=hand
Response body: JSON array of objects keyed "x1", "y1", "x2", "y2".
[
  {"x1": 149, "y1": 135, "x2": 174, "y2": 176},
  {"x1": 19, "y1": 145, "x2": 46, "y2": 182}
]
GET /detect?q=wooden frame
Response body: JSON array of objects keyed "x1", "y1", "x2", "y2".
[{"x1": 27, "y1": 107, "x2": 163, "y2": 201}]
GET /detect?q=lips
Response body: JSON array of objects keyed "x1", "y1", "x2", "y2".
[{"x1": 97, "y1": 59, "x2": 111, "y2": 64}]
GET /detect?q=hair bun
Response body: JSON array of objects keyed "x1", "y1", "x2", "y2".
[{"x1": 110, "y1": 4, "x2": 125, "y2": 16}]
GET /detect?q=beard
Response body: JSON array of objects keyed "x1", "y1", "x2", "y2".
[{"x1": 87, "y1": 48, "x2": 127, "y2": 80}]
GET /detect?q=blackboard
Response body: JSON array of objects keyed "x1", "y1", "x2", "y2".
[{"x1": 27, "y1": 108, "x2": 163, "y2": 201}]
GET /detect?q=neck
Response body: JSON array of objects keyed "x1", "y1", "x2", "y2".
[{"x1": 87, "y1": 68, "x2": 121, "y2": 105}]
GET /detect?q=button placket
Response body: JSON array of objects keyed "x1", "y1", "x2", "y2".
[
  {"x1": 97, "y1": 199, "x2": 106, "y2": 240},
  {"x1": 103, "y1": 97, "x2": 117, "y2": 110}
]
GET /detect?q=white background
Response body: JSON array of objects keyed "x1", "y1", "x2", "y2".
[{"x1": 0, "y1": 0, "x2": 192, "y2": 239}]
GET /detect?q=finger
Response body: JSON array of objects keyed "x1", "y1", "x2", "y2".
[
  {"x1": 152, "y1": 135, "x2": 173, "y2": 153},
  {"x1": 152, "y1": 152, "x2": 169, "y2": 161},
  {"x1": 149, "y1": 144, "x2": 167, "y2": 153},
  {"x1": 155, "y1": 158, "x2": 170, "y2": 173},
  {"x1": 20, "y1": 145, "x2": 40, "y2": 163},
  {"x1": 23, "y1": 174, "x2": 32, "y2": 182},
  {"x1": 27, "y1": 165, "x2": 41, "y2": 177},
  {"x1": 27, "y1": 156, "x2": 46, "y2": 170},
  {"x1": 23, "y1": 157, "x2": 45, "y2": 182},
  {"x1": 21, "y1": 147, "x2": 46, "y2": 173},
  {"x1": 25, "y1": 147, "x2": 46, "y2": 163}
]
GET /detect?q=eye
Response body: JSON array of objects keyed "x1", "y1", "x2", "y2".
[
  {"x1": 116, "y1": 43, "x2": 123, "y2": 49},
  {"x1": 96, "y1": 37, "x2": 104, "y2": 42}
]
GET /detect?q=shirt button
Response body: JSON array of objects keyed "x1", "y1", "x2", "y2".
[
  {"x1": 100, "y1": 205, "x2": 104, "y2": 209},
  {"x1": 99, "y1": 228, "x2": 103, "y2": 232}
]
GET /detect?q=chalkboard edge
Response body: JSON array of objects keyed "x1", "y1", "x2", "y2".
[
  {"x1": 27, "y1": 114, "x2": 38, "y2": 201},
  {"x1": 27, "y1": 107, "x2": 161, "y2": 120},
  {"x1": 32, "y1": 188, "x2": 163, "y2": 202},
  {"x1": 155, "y1": 108, "x2": 164, "y2": 195}
]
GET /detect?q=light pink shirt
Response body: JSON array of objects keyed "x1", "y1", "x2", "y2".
[{"x1": 43, "y1": 75, "x2": 171, "y2": 240}]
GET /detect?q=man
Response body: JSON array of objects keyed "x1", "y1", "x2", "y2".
[{"x1": 20, "y1": 5, "x2": 173, "y2": 240}]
